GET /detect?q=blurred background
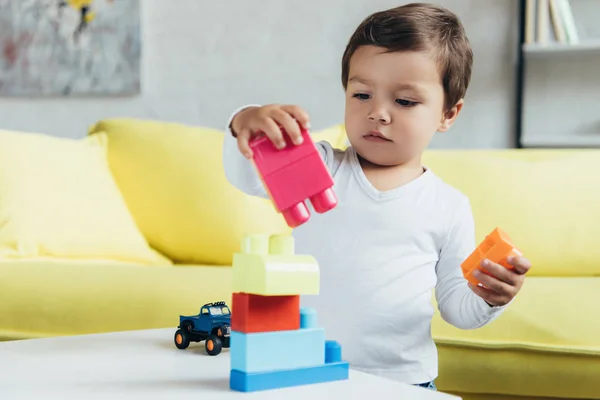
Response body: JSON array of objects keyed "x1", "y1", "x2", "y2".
[{"x1": 0, "y1": 0, "x2": 598, "y2": 148}]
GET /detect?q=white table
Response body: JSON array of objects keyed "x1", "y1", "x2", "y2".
[{"x1": 0, "y1": 328, "x2": 460, "y2": 399}]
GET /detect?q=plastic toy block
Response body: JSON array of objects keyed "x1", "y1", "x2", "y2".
[
  {"x1": 249, "y1": 126, "x2": 338, "y2": 228},
  {"x1": 232, "y1": 234, "x2": 319, "y2": 296},
  {"x1": 231, "y1": 292, "x2": 300, "y2": 333},
  {"x1": 461, "y1": 227, "x2": 523, "y2": 286},
  {"x1": 325, "y1": 340, "x2": 342, "y2": 363},
  {"x1": 300, "y1": 307, "x2": 318, "y2": 329},
  {"x1": 230, "y1": 328, "x2": 325, "y2": 373},
  {"x1": 228, "y1": 307, "x2": 349, "y2": 392},
  {"x1": 230, "y1": 361, "x2": 350, "y2": 392}
]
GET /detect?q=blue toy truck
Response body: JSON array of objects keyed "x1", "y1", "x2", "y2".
[{"x1": 174, "y1": 301, "x2": 232, "y2": 355}]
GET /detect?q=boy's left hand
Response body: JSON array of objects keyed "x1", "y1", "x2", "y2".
[{"x1": 468, "y1": 256, "x2": 532, "y2": 307}]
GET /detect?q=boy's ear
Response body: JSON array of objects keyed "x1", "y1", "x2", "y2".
[{"x1": 438, "y1": 99, "x2": 464, "y2": 132}]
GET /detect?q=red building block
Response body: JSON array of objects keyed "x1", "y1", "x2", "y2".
[
  {"x1": 461, "y1": 227, "x2": 523, "y2": 287},
  {"x1": 232, "y1": 293, "x2": 300, "y2": 333},
  {"x1": 249, "y1": 127, "x2": 338, "y2": 228}
]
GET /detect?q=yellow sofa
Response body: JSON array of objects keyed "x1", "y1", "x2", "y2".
[
  {"x1": 0, "y1": 118, "x2": 344, "y2": 341},
  {"x1": 1, "y1": 118, "x2": 598, "y2": 400},
  {"x1": 423, "y1": 150, "x2": 600, "y2": 400}
]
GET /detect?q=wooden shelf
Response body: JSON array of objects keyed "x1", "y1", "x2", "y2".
[
  {"x1": 517, "y1": 0, "x2": 600, "y2": 148},
  {"x1": 523, "y1": 40, "x2": 600, "y2": 56}
]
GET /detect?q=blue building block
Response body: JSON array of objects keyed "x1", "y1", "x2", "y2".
[
  {"x1": 325, "y1": 340, "x2": 342, "y2": 363},
  {"x1": 230, "y1": 361, "x2": 350, "y2": 392},
  {"x1": 300, "y1": 307, "x2": 318, "y2": 329},
  {"x1": 230, "y1": 328, "x2": 325, "y2": 373}
]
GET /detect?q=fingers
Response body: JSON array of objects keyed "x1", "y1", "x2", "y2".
[
  {"x1": 266, "y1": 104, "x2": 309, "y2": 146},
  {"x1": 469, "y1": 256, "x2": 531, "y2": 308},
  {"x1": 236, "y1": 128, "x2": 253, "y2": 159},
  {"x1": 507, "y1": 255, "x2": 532, "y2": 275},
  {"x1": 272, "y1": 108, "x2": 304, "y2": 145},
  {"x1": 479, "y1": 259, "x2": 519, "y2": 287},
  {"x1": 281, "y1": 104, "x2": 311, "y2": 130},
  {"x1": 468, "y1": 283, "x2": 507, "y2": 307},
  {"x1": 232, "y1": 107, "x2": 257, "y2": 159},
  {"x1": 473, "y1": 269, "x2": 515, "y2": 296},
  {"x1": 233, "y1": 104, "x2": 311, "y2": 158},
  {"x1": 257, "y1": 116, "x2": 286, "y2": 149}
]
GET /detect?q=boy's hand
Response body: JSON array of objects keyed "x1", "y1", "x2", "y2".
[
  {"x1": 468, "y1": 256, "x2": 532, "y2": 307},
  {"x1": 230, "y1": 104, "x2": 311, "y2": 159}
]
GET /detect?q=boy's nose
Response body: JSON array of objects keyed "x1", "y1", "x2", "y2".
[{"x1": 367, "y1": 109, "x2": 390, "y2": 124}]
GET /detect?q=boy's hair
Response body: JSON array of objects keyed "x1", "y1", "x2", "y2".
[{"x1": 341, "y1": 3, "x2": 473, "y2": 111}]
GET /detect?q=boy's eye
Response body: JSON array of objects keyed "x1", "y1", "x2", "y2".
[
  {"x1": 352, "y1": 93, "x2": 370, "y2": 100},
  {"x1": 396, "y1": 99, "x2": 418, "y2": 107}
]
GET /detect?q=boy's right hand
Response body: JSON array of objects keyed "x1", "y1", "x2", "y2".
[{"x1": 230, "y1": 104, "x2": 311, "y2": 159}]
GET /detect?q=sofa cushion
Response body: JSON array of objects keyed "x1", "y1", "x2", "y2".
[
  {"x1": 423, "y1": 149, "x2": 600, "y2": 277},
  {"x1": 87, "y1": 119, "x2": 347, "y2": 266},
  {"x1": 0, "y1": 260, "x2": 232, "y2": 340},
  {"x1": 432, "y1": 277, "x2": 600, "y2": 399},
  {"x1": 0, "y1": 129, "x2": 166, "y2": 265}
]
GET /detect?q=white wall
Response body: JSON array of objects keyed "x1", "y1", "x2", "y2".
[{"x1": 0, "y1": 0, "x2": 519, "y2": 148}]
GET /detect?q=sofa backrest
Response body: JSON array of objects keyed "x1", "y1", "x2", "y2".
[
  {"x1": 89, "y1": 117, "x2": 599, "y2": 276},
  {"x1": 423, "y1": 149, "x2": 600, "y2": 277},
  {"x1": 87, "y1": 118, "x2": 347, "y2": 266}
]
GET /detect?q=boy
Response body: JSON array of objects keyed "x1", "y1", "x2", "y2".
[{"x1": 222, "y1": 3, "x2": 531, "y2": 391}]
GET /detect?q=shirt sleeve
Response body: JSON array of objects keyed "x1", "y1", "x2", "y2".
[
  {"x1": 434, "y1": 197, "x2": 508, "y2": 329},
  {"x1": 222, "y1": 104, "x2": 269, "y2": 199},
  {"x1": 222, "y1": 105, "x2": 336, "y2": 199}
]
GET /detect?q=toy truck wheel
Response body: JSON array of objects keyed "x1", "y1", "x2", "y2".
[
  {"x1": 181, "y1": 320, "x2": 193, "y2": 332},
  {"x1": 205, "y1": 334, "x2": 222, "y2": 356},
  {"x1": 217, "y1": 324, "x2": 231, "y2": 348},
  {"x1": 174, "y1": 329, "x2": 190, "y2": 350},
  {"x1": 217, "y1": 324, "x2": 230, "y2": 337},
  {"x1": 310, "y1": 188, "x2": 338, "y2": 213}
]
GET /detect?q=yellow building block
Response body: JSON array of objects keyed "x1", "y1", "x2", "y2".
[{"x1": 232, "y1": 234, "x2": 320, "y2": 296}]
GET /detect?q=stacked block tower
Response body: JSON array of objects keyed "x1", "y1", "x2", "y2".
[{"x1": 229, "y1": 233, "x2": 349, "y2": 392}]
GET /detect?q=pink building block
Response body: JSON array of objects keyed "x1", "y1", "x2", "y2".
[{"x1": 249, "y1": 127, "x2": 338, "y2": 228}]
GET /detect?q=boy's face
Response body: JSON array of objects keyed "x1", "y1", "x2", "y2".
[{"x1": 344, "y1": 45, "x2": 461, "y2": 167}]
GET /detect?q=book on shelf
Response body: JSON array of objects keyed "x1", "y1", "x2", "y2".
[{"x1": 525, "y1": 0, "x2": 579, "y2": 46}]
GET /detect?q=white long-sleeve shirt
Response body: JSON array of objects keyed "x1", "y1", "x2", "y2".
[{"x1": 222, "y1": 109, "x2": 507, "y2": 384}]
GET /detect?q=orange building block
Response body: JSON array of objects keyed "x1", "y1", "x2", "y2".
[
  {"x1": 231, "y1": 293, "x2": 300, "y2": 333},
  {"x1": 461, "y1": 227, "x2": 523, "y2": 286}
]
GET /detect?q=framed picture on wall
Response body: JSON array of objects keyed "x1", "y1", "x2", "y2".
[{"x1": 0, "y1": 0, "x2": 141, "y2": 96}]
